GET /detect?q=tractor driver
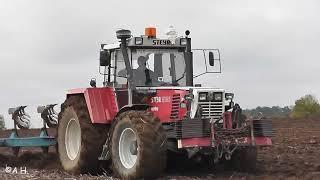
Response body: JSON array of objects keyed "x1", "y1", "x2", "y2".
[{"x1": 118, "y1": 55, "x2": 157, "y2": 86}]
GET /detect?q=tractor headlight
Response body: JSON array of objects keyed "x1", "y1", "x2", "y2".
[
  {"x1": 214, "y1": 93, "x2": 222, "y2": 101},
  {"x1": 199, "y1": 92, "x2": 207, "y2": 101},
  {"x1": 184, "y1": 93, "x2": 194, "y2": 101},
  {"x1": 225, "y1": 93, "x2": 234, "y2": 100},
  {"x1": 180, "y1": 38, "x2": 187, "y2": 46},
  {"x1": 135, "y1": 37, "x2": 143, "y2": 45}
]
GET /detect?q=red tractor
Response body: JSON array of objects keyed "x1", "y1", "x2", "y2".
[{"x1": 57, "y1": 27, "x2": 272, "y2": 179}]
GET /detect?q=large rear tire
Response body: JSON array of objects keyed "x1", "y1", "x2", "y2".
[
  {"x1": 111, "y1": 110, "x2": 167, "y2": 179},
  {"x1": 57, "y1": 95, "x2": 109, "y2": 174}
]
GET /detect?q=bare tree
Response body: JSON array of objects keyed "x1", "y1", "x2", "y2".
[{"x1": 0, "y1": 114, "x2": 5, "y2": 129}]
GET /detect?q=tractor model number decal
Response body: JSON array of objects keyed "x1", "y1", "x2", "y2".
[
  {"x1": 152, "y1": 40, "x2": 171, "y2": 45},
  {"x1": 151, "y1": 96, "x2": 171, "y2": 103},
  {"x1": 150, "y1": 106, "x2": 159, "y2": 112}
]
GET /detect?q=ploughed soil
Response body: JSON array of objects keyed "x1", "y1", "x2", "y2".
[{"x1": 0, "y1": 119, "x2": 319, "y2": 180}]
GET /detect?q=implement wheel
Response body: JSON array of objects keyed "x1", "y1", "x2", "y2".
[
  {"x1": 111, "y1": 110, "x2": 167, "y2": 179},
  {"x1": 57, "y1": 95, "x2": 109, "y2": 174}
]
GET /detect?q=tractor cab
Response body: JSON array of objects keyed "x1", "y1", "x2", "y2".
[
  {"x1": 101, "y1": 41, "x2": 188, "y2": 87},
  {"x1": 98, "y1": 28, "x2": 229, "y2": 118},
  {"x1": 98, "y1": 27, "x2": 222, "y2": 87},
  {"x1": 99, "y1": 27, "x2": 193, "y2": 88}
]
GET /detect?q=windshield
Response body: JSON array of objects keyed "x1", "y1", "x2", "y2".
[{"x1": 116, "y1": 49, "x2": 186, "y2": 87}]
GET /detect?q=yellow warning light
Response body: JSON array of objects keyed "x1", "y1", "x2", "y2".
[{"x1": 145, "y1": 27, "x2": 156, "y2": 38}]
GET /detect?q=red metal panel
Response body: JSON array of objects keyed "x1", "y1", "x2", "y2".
[
  {"x1": 67, "y1": 87, "x2": 118, "y2": 124},
  {"x1": 83, "y1": 87, "x2": 118, "y2": 124},
  {"x1": 179, "y1": 136, "x2": 272, "y2": 149},
  {"x1": 67, "y1": 88, "x2": 87, "y2": 95},
  {"x1": 223, "y1": 112, "x2": 232, "y2": 129},
  {"x1": 149, "y1": 89, "x2": 174, "y2": 122},
  {"x1": 179, "y1": 137, "x2": 211, "y2": 148},
  {"x1": 149, "y1": 89, "x2": 188, "y2": 123}
]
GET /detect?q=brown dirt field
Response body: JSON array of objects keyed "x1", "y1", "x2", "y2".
[{"x1": 0, "y1": 119, "x2": 319, "y2": 180}]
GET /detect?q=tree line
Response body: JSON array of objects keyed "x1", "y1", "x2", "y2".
[
  {"x1": 243, "y1": 106, "x2": 292, "y2": 118},
  {"x1": 244, "y1": 94, "x2": 320, "y2": 119},
  {"x1": 0, "y1": 115, "x2": 5, "y2": 129}
]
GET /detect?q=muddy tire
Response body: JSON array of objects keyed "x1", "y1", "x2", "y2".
[
  {"x1": 111, "y1": 110, "x2": 167, "y2": 179},
  {"x1": 57, "y1": 95, "x2": 109, "y2": 174},
  {"x1": 231, "y1": 146, "x2": 257, "y2": 172}
]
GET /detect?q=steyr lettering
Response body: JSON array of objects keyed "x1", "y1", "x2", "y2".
[{"x1": 152, "y1": 40, "x2": 171, "y2": 45}]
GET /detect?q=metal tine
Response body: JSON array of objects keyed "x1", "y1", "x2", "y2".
[
  {"x1": 8, "y1": 106, "x2": 31, "y2": 129},
  {"x1": 38, "y1": 104, "x2": 58, "y2": 128},
  {"x1": 37, "y1": 104, "x2": 55, "y2": 112}
]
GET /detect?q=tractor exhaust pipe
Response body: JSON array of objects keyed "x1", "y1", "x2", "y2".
[
  {"x1": 184, "y1": 30, "x2": 193, "y2": 87},
  {"x1": 117, "y1": 29, "x2": 135, "y2": 105}
]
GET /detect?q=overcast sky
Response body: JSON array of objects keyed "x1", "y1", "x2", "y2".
[{"x1": 1, "y1": 0, "x2": 319, "y2": 128}]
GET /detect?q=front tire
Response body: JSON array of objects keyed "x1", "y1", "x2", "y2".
[
  {"x1": 111, "y1": 110, "x2": 167, "y2": 179},
  {"x1": 57, "y1": 95, "x2": 109, "y2": 174}
]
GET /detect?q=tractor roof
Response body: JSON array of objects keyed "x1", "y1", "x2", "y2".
[
  {"x1": 103, "y1": 27, "x2": 187, "y2": 51},
  {"x1": 102, "y1": 36, "x2": 187, "y2": 51}
]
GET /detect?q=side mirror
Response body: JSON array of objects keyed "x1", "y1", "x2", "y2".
[
  {"x1": 100, "y1": 50, "x2": 111, "y2": 66},
  {"x1": 90, "y1": 78, "x2": 97, "y2": 88},
  {"x1": 209, "y1": 52, "x2": 214, "y2": 66}
]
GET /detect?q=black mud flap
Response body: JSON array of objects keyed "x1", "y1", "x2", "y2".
[
  {"x1": 252, "y1": 119, "x2": 273, "y2": 137},
  {"x1": 174, "y1": 118, "x2": 211, "y2": 139}
]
